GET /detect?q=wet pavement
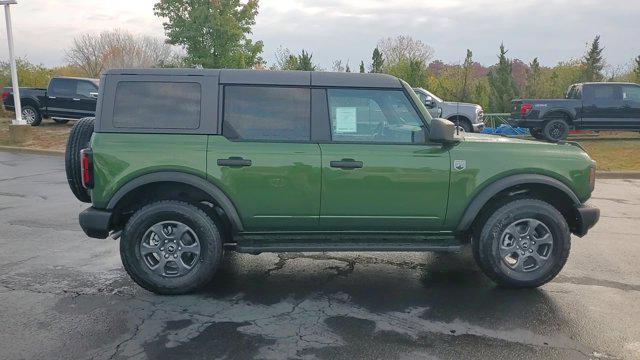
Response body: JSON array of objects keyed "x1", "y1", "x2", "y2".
[{"x1": 1, "y1": 150, "x2": 639, "y2": 360}]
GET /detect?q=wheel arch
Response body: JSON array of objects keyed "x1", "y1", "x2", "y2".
[
  {"x1": 457, "y1": 174, "x2": 581, "y2": 234},
  {"x1": 542, "y1": 109, "x2": 574, "y2": 123},
  {"x1": 106, "y1": 172, "x2": 243, "y2": 235},
  {"x1": 20, "y1": 98, "x2": 43, "y2": 113}
]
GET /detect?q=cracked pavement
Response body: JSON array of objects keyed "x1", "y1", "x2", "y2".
[{"x1": 1, "y1": 151, "x2": 640, "y2": 359}]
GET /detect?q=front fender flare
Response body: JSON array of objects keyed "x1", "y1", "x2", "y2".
[
  {"x1": 106, "y1": 172, "x2": 244, "y2": 232},
  {"x1": 456, "y1": 174, "x2": 581, "y2": 232}
]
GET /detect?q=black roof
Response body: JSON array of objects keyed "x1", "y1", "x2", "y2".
[{"x1": 103, "y1": 68, "x2": 402, "y2": 88}]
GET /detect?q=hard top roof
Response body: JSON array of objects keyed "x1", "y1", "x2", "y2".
[{"x1": 103, "y1": 68, "x2": 402, "y2": 88}]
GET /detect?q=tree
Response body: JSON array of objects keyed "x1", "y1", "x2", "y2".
[
  {"x1": 488, "y1": 43, "x2": 519, "y2": 112},
  {"x1": 345, "y1": 61, "x2": 351, "y2": 73},
  {"x1": 296, "y1": 50, "x2": 316, "y2": 71},
  {"x1": 377, "y1": 35, "x2": 434, "y2": 69},
  {"x1": 332, "y1": 59, "x2": 345, "y2": 72},
  {"x1": 272, "y1": 47, "x2": 317, "y2": 71},
  {"x1": 458, "y1": 49, "x2": 474, "y2": 102},
  {"x1": 582, "y1": 35, "x2": 605, "y2": 82},
  {"x1": 359, "y1": 61, "x2": 365, "y2": 73},
  {"x1": 154, "y1": 0, "x2": 263, "y2": 69},
  {"x1": 65, "y1": 30, "x2": 175, "y2": 77},
  {"x1": 524, "y1": 57, "x2": 542, "y2": 97},
  {"x1": 634, "y1": 55, "x2": 640, "y2": 82},
  {"x1": 370, "y1": 47, "x2": 384, "y2": 73},
  {"x1": 385, "y1": 58, "x2": 428, "y2": 87}
]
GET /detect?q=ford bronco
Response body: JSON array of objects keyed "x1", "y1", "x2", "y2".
[{"x1": 66, "y1": 69, "x2": 600, "y2": 294}]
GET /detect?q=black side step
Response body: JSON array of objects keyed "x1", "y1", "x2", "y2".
[{"x1": 234, "y1": 242, "x2": 462, "y2": 254}]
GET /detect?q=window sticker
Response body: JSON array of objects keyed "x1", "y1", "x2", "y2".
[{"x1": 335, "y1": 107, "x2": 357, "y2": 133}]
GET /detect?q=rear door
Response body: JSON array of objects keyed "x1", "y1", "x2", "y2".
[
  {"x1": 73, "y1": 80, "x2": 99, "y2": 118},
  {"x1": 621, "y1": 84, "x2": 640, "y2": 129},
  {"x1": 581, "y1": 84, "x2": 624, "y2": 129},
  {"x1": 47, "y1": 78, "x2": 77, "y2": 118},
  {"x1": 318, "y1": 88, "x2": 450, "y2": 231},
  {"x1": 206, "y1": 85, "x2": 321, "y2": 232}
]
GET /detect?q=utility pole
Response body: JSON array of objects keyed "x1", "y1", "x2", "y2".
[{"x1": 1, "y1": 0, "x2": 23, "y2": 125}]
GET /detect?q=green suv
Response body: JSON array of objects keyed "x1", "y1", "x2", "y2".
[{"x1": 65, "y1": 69, "x2": 600, "y2": 294}]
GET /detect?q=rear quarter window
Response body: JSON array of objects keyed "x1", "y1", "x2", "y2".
[{"x1": 113, "y1": 81, "x2": 201, "y2": 129}]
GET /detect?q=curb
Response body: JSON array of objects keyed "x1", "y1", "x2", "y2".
[
  {"x1": 0, "y1": 145, "x2": 65, "y2": 156},
  {"x1": 1, "y1": 146, "x2": 639, "y2": 180},
  {"x1": 596, "y1": 171, "x2": 640, "y2": 179}
]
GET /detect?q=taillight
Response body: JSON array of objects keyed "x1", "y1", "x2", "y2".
[
  {"x1": 520, "y1": 103, "x2": 533, "y2": 115},
  {"x1": 80, "y1": 149, "x2": 94, "y2": 189},
  {"x1": 1, "y1": 91, "x2": 9, "y2": 101},
  {"x1": 589, "y1": 166, "x2": 596, "y2": 192}
]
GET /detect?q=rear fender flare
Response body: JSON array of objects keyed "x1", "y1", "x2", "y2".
[{"x1": 106, "y1": 172, "x2": 244, "y2": 232}]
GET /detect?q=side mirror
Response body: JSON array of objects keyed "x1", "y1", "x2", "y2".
[
  {"x1": 424, "y1": 96, "x2": 435, "y2": 108},
  {"x1": 89, "y1": 92, "x2": 98, "y2": 99},
  {"x1": 429, "y1": 118, "x2": 457, "y2": 143}
]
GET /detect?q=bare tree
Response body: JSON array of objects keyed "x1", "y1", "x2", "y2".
[
  {"x1": 377, "y1": 35, "x2": 434, "y2": 68},
  {"x1": 65, "y1": 29, "x2": 176, "y2": 77}
]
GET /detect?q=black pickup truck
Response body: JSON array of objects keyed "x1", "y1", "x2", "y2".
[
  {"x1": 2, "y1": 77, "x2": 99, "y2": 126},
  {"x1": 511, "y1": 82, "x2": 640, "y2": 141}
]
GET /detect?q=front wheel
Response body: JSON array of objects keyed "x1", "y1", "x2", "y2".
[
  {"x1": 530, "y1": 128, "x2": 545, "y2": 140},
  {"x1": 473, "y1": 198, "x2": 571, "y2": 288},
  {"x1": 120, "y1": 201, "x2": 223, "y2": 295},
  {"x1": 53, "y1": 118, "x2": 69, "y2": 124}
]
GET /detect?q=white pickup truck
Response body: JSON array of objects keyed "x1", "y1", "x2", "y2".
[{"x1": 413, "y1": 88, "x2": 485, "y2": 133}]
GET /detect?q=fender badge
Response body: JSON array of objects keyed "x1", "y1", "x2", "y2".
[{"x1": 453, "y1": 160, "x2": 466, "y2": 171}]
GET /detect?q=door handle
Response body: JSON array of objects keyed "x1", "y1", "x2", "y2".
[
  {"x1": 48, "y1": 96, "x2": 56, "y2": 99},
  {"x1": 73, "y1": 98, "x2": 81, "y2": 101},
  {"x1": 217, "y1": 157, "x2": 252, "y2": 167},
  {"x1": 330, "y1": 159, "x2": 363, "y2": 169}
]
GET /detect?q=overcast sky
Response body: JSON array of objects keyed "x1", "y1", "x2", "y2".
[{"x1": 0, "y1": 0, "x2": 638, "y2": 70}]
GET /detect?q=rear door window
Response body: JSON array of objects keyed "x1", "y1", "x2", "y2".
[
  {"x1": 113, "y1": 81, "x2": 201, "y2": 129},
  {"x1": 223, "y1": 86, "x2": 310, "y2": 141}
]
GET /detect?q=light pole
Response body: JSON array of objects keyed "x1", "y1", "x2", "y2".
[{"x1": 1, "y1": 0, "x2": 23, "y2": 125}]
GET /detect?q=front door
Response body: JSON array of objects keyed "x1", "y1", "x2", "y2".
[
  {"x1": 207, "y1": 85, "x2": 321, "y2": 232},
  {"x1": 319, "y1": 88, "x2": 450, "y2": 231}
]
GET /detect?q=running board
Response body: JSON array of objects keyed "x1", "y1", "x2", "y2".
[{"x1": 235, "y1": 242, "x2": 462, "y2": 253}]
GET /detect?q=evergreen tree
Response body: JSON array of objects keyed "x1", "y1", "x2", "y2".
[
  {"x1": 370, "y1": 47, "x2": 384, "y2": 73},
  {"x1": 582, "y1": 35, "x2": 605, "y2": 82},
  {"x1": 525, "y1": 57, "x2": 542, "y2": 97},
  {"x1": 154, "y1": 0, "x2": 263, "y2": 68},
  {"x1": 458, "y1": 49, "x2": 474, "y2": 101},
  {"x1": 488, "y1": 43, "x2": 519, "y2": 112},
  {"x1": 297, "y1": 50, "x2": 316, "y2": 71},
  {"x1": 634, "y1": 55, "x2": 640, "y2": 83},
  {"x1": 359, "y1": 60, "x2": 365, "y2": 73}
]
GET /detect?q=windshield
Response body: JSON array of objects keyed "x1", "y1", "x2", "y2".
[{"x1": 402, "y1": 81, "x2": 433, "y2": 125}]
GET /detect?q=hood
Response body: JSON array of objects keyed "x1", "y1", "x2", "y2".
[
  {"x1": 462, "y1": 132, "x2": 547, "y2": 145},
  {"x1": 443, "y1": 101, "x2": 481, "y2": 109}
]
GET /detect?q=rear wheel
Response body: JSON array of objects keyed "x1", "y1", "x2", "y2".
[
  {"x1": 21, "y1": 105, "x2": 42, "y2": 126},
  {"x1": 474, "y1": 198, "x2": 571, "y2": 288},
  {"x1": 120, "y1": 201, "x2": 223, "y2": 295},
  {"x1": 542, "y1": 118, "x2": 569, "y2": 142},
  {"x1": 64, "y1": 117, "x2": 94, "y2": 203}
]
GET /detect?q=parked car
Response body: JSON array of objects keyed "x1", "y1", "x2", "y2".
[
  {"x1": 2, "y1": 76, "x2": 99, "y2": 126},
  {"x1": 67, "y1": 68, "x2": 599, "y2": 295},
  {"x1": 511, "y1": 82, "x2": 640, "y2": 141},
  {"x1": 413, "y1": 87, "x2": 485, "y2": 132}
]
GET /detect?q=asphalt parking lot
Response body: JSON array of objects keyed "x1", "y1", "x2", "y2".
[{"x1": 1, "y1": 151, "x2": 639, "y2": 360}]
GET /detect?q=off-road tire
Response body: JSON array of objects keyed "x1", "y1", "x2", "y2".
[
  {"x1": 21, "y1": 105, "x2": 42, "y2": 126},
  {"x1": 120, "y1": 201, "x2": 223, "y2": 295},
  {"x1": 542, "y1": 118, "x2": 569, "y2": 142},
  {"x1": 64, "y1": 117, "x2": 94, "y2": 203},
  {"x1": 474, "y1": 198, "x2": 571, "y2": 288}
]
